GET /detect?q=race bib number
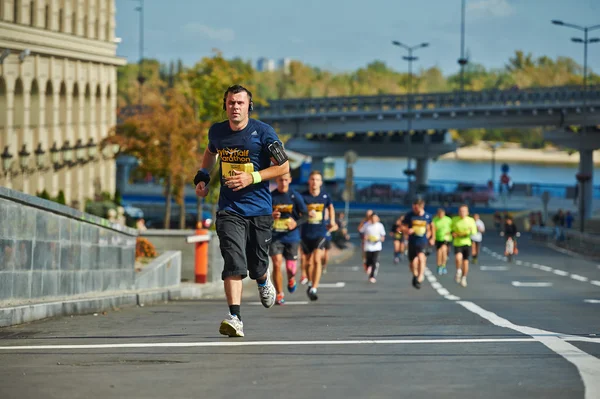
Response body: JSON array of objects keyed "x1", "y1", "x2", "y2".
[
  {"x1": 273, "y1": 218, "x2": 290, "y2": 232},
  {"x1": 307, "y1": 204, "x2": 324, "y2": 224},
  {"x1": 394, "y1": 232, "x2": 402, "y2": 240},
  {"x1": 412, "y1": 220, "x2": 427, "y2": 237},
  {"x1": 222, "y1": 162, "x2": 254, "y2": 179},
  {"x1": 368, "y1": 235, "x2": 380, "y2": 243}
]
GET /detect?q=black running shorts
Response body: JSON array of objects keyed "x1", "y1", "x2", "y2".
[
  {"x1": 269, "y1": 240, "x2": 299, "y2": 260},
  {"x1": 454, "y1": 245, "x2": 471, "y2": 259},
  {"x1": 301, "y1": 237, "x2": 327, "y2": 254},
  {"x1": 408, "y1": 242, "x2": 427, "y2": 261},
  {"x1": 435, "y1": 240, "x2": 450, "y2": 249},
  {"x1": 365, "y1": 251, "x2": 380, "y2": 267},
  {"x1": 215, "y1": 210, "x2": 272, "y2": 280}
]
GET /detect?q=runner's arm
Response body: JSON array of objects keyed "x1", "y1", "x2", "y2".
[
  {"x1": 327, "y1": 203, "x2": 337, "y2": 232},
  {"x1": 201, "y1": 148, "x2": 218, "y2": 171}
]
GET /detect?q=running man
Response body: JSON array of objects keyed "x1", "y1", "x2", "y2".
[
  {"x1": 195, "y1": 84, "x2": 289, "y2": 337},
  {"x1": 358, "y1": 210, "x2": 374, "y2": 271},
  {"x1": 402, "y1": 198, "x2": 434, "y2": 289},
  {"x1": 390, "y1": 215, "x2": 405, "y2": 264},
  {"x1": 359, "y1": 212, "x2": 386, "y2": 283},
  {"x1": 301, "y1": 170, "x2": 337, "y2": 301},
  {"x1": 503, "y1": 216, "x2": 519, "y2": 255},
  {"x1": 471, "y1": 213, "x2": 485, "y2": 264},
  {"x1": 432, "y1": 208, "x2": 452, "y2": 275},
  {"x1": 270, "y1": 173, "x2": 307, "y2": 305},
  {"x1": 321, "y1": 213, "x2": 338, "y2": 275},
  {"x1": 451, "y1": 205, "x2": 478, "y2": 288}
]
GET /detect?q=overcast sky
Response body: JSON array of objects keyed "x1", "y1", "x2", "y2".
[{"x1": 115, "y1": 0, "x2": 600, "y2": 75}]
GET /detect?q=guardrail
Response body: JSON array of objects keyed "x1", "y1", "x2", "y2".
[
  {"x1": 256, "y1": 85, "x2": 600, "y2": 116},
  {"x1": 531, "y1": 225, "x2": 600, "y2": 258}
]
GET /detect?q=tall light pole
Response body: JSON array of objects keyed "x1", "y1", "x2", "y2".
[
  {"x1": 552, "y1": 19, "x2": 600, "y2": 232},
  {"x1": 458, "y1": 0, "x2": 468, "y2": 93},
  {"x1": 135, "y1": 0, "x2": 145, "y2": 107},
  {"x1": 392, "y1": 41, "x2": 429, "y2": 193}
]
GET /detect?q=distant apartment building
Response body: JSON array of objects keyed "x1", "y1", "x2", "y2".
[
  {"x1": 257, "y1": 57, "x2": 292, "y2": 73},
  {"x1": 0, "y1": 0, "x2": 125, "y2": 209}
]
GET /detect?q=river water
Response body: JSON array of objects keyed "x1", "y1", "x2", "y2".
[{"x1": 331, "y1": 158, "x2": 598, "y2": 186}]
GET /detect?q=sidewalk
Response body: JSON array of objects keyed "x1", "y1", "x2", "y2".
[{"x1": 0, "y1": 244, "x2": 356, "y2": 327}]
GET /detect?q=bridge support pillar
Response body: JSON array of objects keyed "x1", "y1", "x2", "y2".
[
  {"x1": 579, "y1": 149, "x2": 594, "y2": 221},
  {"x1": 415, "y1": 158, "x2": 429, "y2": 189}
]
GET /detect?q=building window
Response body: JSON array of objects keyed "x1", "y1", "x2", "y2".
[
  {"x1": 71, "y1": 11, "x2": 76, "y2": 35},
  {"x1": 14, "y1": 0, "x2": 20, "y2": 23},
  {"x1": 95, "y1": 18, "x2": 99, "y2": 39},
  {"x1": 30, "y1": 0, "x2": 35, "y2": 26},
  {"x1": 59, "y1": 8, "x2": 64, "y2": 32},
  {"x1": 84, "y1": 15, "x2": 88, "y2": 37},
  {"x1": 45, "y1": 4, "x2": 49, "y2": 29},
  {"x1": 105, "y1": 22, "x2": 109, "y2": 41}
]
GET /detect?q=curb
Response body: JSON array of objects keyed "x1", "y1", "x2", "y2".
[{"x1": 0, "y1": 283, "x2": 223, "y2": 328}]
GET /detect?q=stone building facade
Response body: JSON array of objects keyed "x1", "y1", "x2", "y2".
[{"x1": 0, "y1": 0, "x2": 125, "y2": 209}]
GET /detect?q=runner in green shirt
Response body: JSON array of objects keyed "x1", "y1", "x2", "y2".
[
  {"x1": 451, "y1": 205, "x2": 478, "y2": 288},
  {"x1": 432, "y1": 209, "x2": 452, "y2": 275}
]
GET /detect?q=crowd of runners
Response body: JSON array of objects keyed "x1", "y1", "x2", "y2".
[{"x1": 195, "y1": 83, "x2": 518, "y2": 338}]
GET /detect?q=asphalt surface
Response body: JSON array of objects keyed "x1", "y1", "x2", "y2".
[{"x1": 1, "y1": 233, "x2": 599, "y2": 399}]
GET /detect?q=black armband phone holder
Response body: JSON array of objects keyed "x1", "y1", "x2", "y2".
[{"x1": 268, "y1": 141, "x2": 288, "y2": 165}]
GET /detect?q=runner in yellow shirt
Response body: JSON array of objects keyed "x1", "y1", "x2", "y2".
[
  {"x1": 451, "y1": 205, "x2": 478, "y2": 288},
  {"x1": 432, "y1": 209, "x2": 452, "y2": 275}
]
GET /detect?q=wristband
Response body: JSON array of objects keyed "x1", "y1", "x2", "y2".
[{"x1": 251, "y1": 171, "x2": 262, "y2": 184}]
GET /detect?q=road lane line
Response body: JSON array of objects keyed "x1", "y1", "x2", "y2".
[
  {"x1": 318, "y1": 282, "x2": 346, "y2": 288},
  {"x1": 591, "y1": 280, "x2": 600, "y2": 287},
  {"x1": 458, "y1": 301, "x2": 600, "y2": 399},
  {"x1": 0, "y1": 338, "x2": 538, "y2": 351},
  {"x1": 553, "y1": 269, "x2": 569, "y2": 276},
  {"x1": 571, "y1": 274, "x2": 589, "y2": 282},
  {"x1": 511, "y1": 281, "x2": 553, "y2": 287},
  {"x1": 444, "y1": 295, "x2": 461, "y2": 301},
  {"x1": 431, "y1": 282, "x2": 443, "y2": 289},
  {"x1": 584, "y1": 299, "x2": 600, "y2": 304},
  {"x1": 248, "y1": 301, "x2": 309, "y2": 306},
  {"x1": 539, "y1": 265, "x2": 554, "y2": 272},
  {"x1": 480, "y1": 266, "x2": 510, "y2": 271}
]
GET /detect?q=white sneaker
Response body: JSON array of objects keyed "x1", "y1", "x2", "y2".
[
  {"x1": 455, "y1": 269, "x2": 463, "y2": 284},
  {"x1": 257, "y1": 276, "x2": 276, "y2": 308},
  {"x1": 300, "y1": 277, "x2": 309, "y2": 285},
  {"x1": 219, "y1": 314, "x2": 244, "y2": 337},
  {"x1": 460, "y1": 276, "x2": 468, "y2": 288}
]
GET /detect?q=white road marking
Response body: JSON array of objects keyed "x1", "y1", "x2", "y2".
[
  {"x1": 480, "y1": 266, "x2": 510, "y2": 271},
  {"x1": 431, "y1": 282, "x2": 443, "y2": 289},
  {"x1": 351, "y1": 266, "x2": 360, "y2": 271},
  {"x1": 0, "y1": 338, "x2": 538, "y2": 351},
  {"x1": 531, "y1": 263, "x2": 542, "y2": 269},
  {"x1": 437, "y1": 288, "x2": 450, "y2": 296},
  {"x1": 539, "y1": 265, "x2": 554, "y2": 272},
  {"x1": 571, "y1": 274, "x2": 589, "y2": 282},
  {"x1": 512, "y1": 281, "x2": 553, "y2": 287},
  {"x1": 318, "y1": 282, "x2": 346, "y2": 288},
  {"x1": 458, "y1": 301, "x2": 600, "y2": 399},
  {"x1": 444, "y1": 295, "x2": 461, "y2": 301},
  {"x1": 515, "y1": 260, "x2": 523, "y2": 265},
  {"x1": 591, "y1": 280, "x2": 600, "y2": 287},
  {"x1": 584, "y1": 299, "x2": 600, "y2": 304},
  {"x1": 248, "y1": 301, "x2": 309, "y2": 306},
  {"x1": 523, "y1": 262, "x2": 532, "y2": 266},
  {"x1": 553, "y1": 269, "x2": 569, "y2": 276}
]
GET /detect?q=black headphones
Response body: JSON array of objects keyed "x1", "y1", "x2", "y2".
[{"x1": 222, "y1": 85, "x2": 254, "y2": 113}]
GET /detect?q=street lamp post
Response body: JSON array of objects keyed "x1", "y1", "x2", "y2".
[
  {"x1": 552, "y1": 20, "x2": 600, "y2": 232},
  {"x1": 135, "y1": 0, "x2": 145, "y2": 107},
  {"x1": 458, "y1": 0, "x2": 468, "y2": 93},
  {"x1": 392, "y1": 40, "x2": 429, "y2": 196},
  {"x1": 488, "y1": 143, "x2": 501, "y2": 190}
]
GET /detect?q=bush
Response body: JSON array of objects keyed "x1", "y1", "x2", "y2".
[
  {"x1": 37, "y1": 189, "x2": 51, "y2": 201},
  {"x1": 136, "y1": 237, "x2": 157, "y2": 259},
  {"x1": 55, "y1": 190, "x2": 66, "y2": 205}
]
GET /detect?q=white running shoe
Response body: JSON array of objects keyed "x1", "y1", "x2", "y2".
[
  {"x1": 300, "y1": 277, "x2": 309, "y2": 285},
  {"x1": 257, "y1": 277, "x2": 276, "y2": 308},
  {"x1": 460, "y1": 276, "x2": 468, "y2": 288},
  {"x1": 219, "y1": 314, "x2": 244, "y2": 337},
  {"x1": 455, "y1": 269, "x2": 463, "y2": 284}
]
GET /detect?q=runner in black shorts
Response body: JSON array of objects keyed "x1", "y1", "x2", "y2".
[
  {"x1": 450, "y1": 204, "x2": 478, "y2": 288},
  {"x1": 270, "y1": 173, "x2": 307, "y2": 305},
  {"x1": 402, "y1": 198, "x2": 434, "y2": 289},
  {"x1": 301, "y1": 170, "x2": 337, "y2": 301},
  {"x1": 195, "y1": 84, "x2": 289, "y2": 337},
  {"x1": 390, "y1": 215, "x2": 405, "y2": 264}
]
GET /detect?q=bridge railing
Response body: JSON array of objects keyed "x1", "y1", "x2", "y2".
[{"x1": 256, "y1": 85, "x2": 600, "y2": 116}]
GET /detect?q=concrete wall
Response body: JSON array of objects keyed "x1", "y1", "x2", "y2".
[
  {"x1": 141, "y1": 230, "x2": 223, "y2": 283},
  {"x1": 0, "y1": 186, "x2": 137, "y2": 304},
  {"x1": 134, "y1": 251, "x2": 181, "y2": 290}
]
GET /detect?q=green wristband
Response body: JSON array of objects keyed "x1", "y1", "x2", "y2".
[{"x1": 251, "y1": 171, "x2": 262, "y2": 184}]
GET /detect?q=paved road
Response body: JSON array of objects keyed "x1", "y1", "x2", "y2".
[{"x1": 0, "y1": 234, "x2": 599, "y2": 399}]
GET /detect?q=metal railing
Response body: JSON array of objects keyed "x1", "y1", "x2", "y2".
[
  {"x1": 256, "y1": 85, "x2": 600, "y2": 117},
  {"x1": 531, "y1": 225, "x2": 600, "y2": 258}
]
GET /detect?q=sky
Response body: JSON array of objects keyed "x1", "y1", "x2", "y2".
[{"x1": 115, "y1": 0, "x2": 600, "y2": 76}]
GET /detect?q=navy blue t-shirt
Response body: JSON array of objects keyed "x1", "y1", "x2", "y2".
[
  {"x1": 208, "y1": 119, "x2": 281, "y2": 217},
  {"x1": 271, "y1": 188, "x2": 307, "y2": 244},
  {"x1": 402, "y1": 211, "x2": 432, "y2": 246},
  {"x1": 301, "y1": 191, "x2": 332, "y2": 240}
]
